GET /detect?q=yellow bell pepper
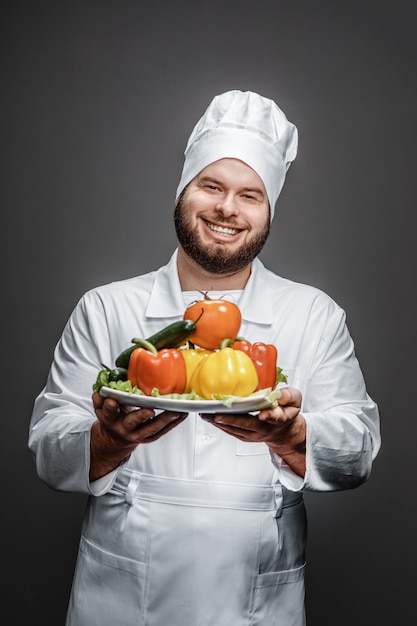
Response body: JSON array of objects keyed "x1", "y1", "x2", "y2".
[
  {"x1": 180, "y1": 347, "x2": 212, "y2": 392},
  {"x1": 189, "y1": 346, "x2": 258, "y2": 399}
]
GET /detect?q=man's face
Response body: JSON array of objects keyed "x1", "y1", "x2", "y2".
[{"x1": 174, "y1": 158, "x2": 270, "y2": 274}]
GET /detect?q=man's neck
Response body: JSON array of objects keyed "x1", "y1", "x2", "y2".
[{"x1": 176, "y1": 247, "x2": 252, "y2": 292}]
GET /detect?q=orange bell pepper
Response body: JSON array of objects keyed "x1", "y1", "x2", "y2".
[
  {"x1": 233, "y1": 338, "x2": 278, "y2": 391},
  {"x1": 127, "y1": 339, "x2": 187, "y2": 396}
]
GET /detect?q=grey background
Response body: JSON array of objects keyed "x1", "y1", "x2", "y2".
[{"x1": 2, "y1": 1, "x2": 416, "y2": 624}]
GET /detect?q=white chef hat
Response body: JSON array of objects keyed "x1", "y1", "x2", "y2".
[{"x1": 176, "y1": 89, "x2": 298, "y2": 220}]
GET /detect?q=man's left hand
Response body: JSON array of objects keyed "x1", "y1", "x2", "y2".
[{"x1": 200, "y1": 387, "x2": 306, "y2": 476}]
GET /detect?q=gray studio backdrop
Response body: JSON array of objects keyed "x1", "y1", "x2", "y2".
[{"x1": 2, "y1": 1, "x2": 416, "y2": 624}]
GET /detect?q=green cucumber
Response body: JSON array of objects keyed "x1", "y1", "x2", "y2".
[
  {"x1": 115, "y1": 310, "x2": 203, "y2": 369},
  {"x1": 144, "y1": 318, "x2": 199, "y2": 350}
]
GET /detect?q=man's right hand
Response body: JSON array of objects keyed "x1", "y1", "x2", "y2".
[{"x1": 89, "y1": 392, "x2": 187, "y2": 481}]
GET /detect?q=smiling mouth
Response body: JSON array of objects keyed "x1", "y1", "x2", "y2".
[{"x1": 205, "y1": 220, "x2": 241, "y2": 236}]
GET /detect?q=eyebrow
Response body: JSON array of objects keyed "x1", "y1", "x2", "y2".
[{"x1": 198, "y1": 176, "x2": 265, "y2": 196}]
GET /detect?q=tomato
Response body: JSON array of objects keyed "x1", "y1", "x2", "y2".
[{"x1": 183, "y1": 297, "x2": 242, "y2": 350}]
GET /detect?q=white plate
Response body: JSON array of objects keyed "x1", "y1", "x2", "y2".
[{"x1": 99, "y1": 386, "x2": 275, "y2": 414}]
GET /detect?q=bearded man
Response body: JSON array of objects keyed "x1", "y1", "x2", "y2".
[{"x1": 29, "y1": 89, "x2": 380, "y2": 626}]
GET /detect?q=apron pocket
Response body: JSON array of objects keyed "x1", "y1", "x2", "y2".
[
  {"x1": 250, "y1": 563, "x2": 306, "y2": 626},
  {"x1": 66, "y1": 536, "x2": 147, "y2": 626}
]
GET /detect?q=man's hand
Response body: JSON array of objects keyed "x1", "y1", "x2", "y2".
[
  {"x1": 201, "y1": 387, "x2": 306, "y2": 476},
  {"x1": 90, "y1": 392, "x2": 187, "y2": 481}
]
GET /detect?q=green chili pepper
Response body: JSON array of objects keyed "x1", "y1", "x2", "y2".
[{"x1": 92, "y1": 364, "x2": 128, "y2": 393}]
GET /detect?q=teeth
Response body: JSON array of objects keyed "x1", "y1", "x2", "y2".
[{"x1": 207, "y1": 222, "x2": 239, "y2": 235}]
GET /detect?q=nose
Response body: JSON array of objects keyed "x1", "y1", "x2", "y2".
[{"x1": 215, "y1": 192, "x2": 238, "y2": 217}]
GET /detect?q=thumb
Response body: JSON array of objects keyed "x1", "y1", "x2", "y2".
[{"x1": 278, "y1": 386, "x2": 302, "y2": 408}]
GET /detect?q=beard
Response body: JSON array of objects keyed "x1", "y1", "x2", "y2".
[{"x1": 174, "y1": 191, "x2": 270, "y2": 275}]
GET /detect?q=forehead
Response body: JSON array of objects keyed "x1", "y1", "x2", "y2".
[{"x1": 196, "y1": 158, "x2": 266, "y2": 192}]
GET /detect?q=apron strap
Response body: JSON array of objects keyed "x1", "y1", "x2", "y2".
[
  {"x1": 114, "y1": 469, "x2": 302, "y2": 515},
  {"x1": 119, "y1": 472, "x2": 142, "y2": 532},
  {"x1": 125, "y1": 471, "x2": 142, "y2": 505},
  {"x1": 273, "y1": 484, "x2": 283, "y2": 518}
]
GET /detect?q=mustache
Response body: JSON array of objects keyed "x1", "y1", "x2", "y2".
[{"x1": 205, "y1": 217, "x2": 241, "y2": 228}]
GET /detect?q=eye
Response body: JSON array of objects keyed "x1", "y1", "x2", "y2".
[
  {"x1": 203, "y1": 183, "x2": 221, "y2": 192},
  {"x1": 241, "y1": 192, "x2": 262, "y2": 202}
]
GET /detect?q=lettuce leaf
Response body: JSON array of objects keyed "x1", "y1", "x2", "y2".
[{"x1": 99, "y1": 371, "x2": 286, "y2": 409}]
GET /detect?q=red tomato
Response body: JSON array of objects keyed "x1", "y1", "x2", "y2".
[{"x1": 183, "y1": 297, "x2": 242, "y2": 350}]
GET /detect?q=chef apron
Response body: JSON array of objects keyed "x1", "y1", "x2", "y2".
[{"x1": 66, "y1": 468, "x2": 306, "y2": 626}]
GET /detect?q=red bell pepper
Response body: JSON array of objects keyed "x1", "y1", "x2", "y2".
[
  {"x1": 127, "y1": 339, "x2": 187, "y2": 396},
  {"x1": 233, "y1": 339, "x2": 278, "y2": 391}
]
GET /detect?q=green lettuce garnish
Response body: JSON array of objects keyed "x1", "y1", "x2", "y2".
[
  {"x1": 150, "y1": 388, "x2": 204, "y2": 400},
  {"x1": 212, "y1": 387, "x2": 281, "y2": 408},
  {"x1": 276, "y1": 367, "x2": 287, "y2": 385},
  {"x1": 108, "y1": 380, "x2": 143, "y2": 394},
  {"x1": 97, "y1": 370, "x2": 286, "y2": 410}
]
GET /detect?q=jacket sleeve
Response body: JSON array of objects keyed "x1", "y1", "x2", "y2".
[
  {"x1": 28, "y1": 291, "x2": 119, "y2": 494},
  {"x1": 299, "y1": 301, "x2": 380, "y2": 492}
]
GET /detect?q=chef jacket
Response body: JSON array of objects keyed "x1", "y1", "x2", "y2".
[{"x1": 29, "y1": 250, "x2": 381, "y2": 625}]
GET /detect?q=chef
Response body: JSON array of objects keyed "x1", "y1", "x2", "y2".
[{"x1": 29, "y1": 90, "x2": 381, "y2": 625}]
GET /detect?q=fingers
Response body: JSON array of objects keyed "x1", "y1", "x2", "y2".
[
  {"x1": 93, "y1": 393, "x2": 123, "y2": 419},
  {"x1": 95, "y1": 392, "x2": 188, "y2": 444},
  {"x1": 122, "y1": 406, "x2": 157, "y2": 430},
  {"x1": 277, "y1": 386, "x2": 302, "y2": 408},
  {"x1": 140, "y1": 413, "x2": 188, "y2": 443},
  {"x1": 93, "y1": 393, "x2": 153, "y2": 426},
  {"x1": 256, "y1": 387, "x2": 301, "y2": 425},
  {"x1": 201, "y1": 412, "x2": 272, "y2": 444},
  {"x1": 92, "y1": 392, "x2": 105, "y2": 411},
  {"x1": 201, "y1": 413, "x2": 262, "y2": 436}
]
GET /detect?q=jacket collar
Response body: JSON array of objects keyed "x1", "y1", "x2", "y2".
[
  {"x1": 146, "y1": 249, "x2": 274, "y2": 325},
  {"x1": 238, "y1": 258, "x2": 274, "y2": 324}
]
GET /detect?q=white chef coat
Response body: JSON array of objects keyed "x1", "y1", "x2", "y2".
[{"x1": 29, "y1": 250, "x2": 380, "y2": 625}]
